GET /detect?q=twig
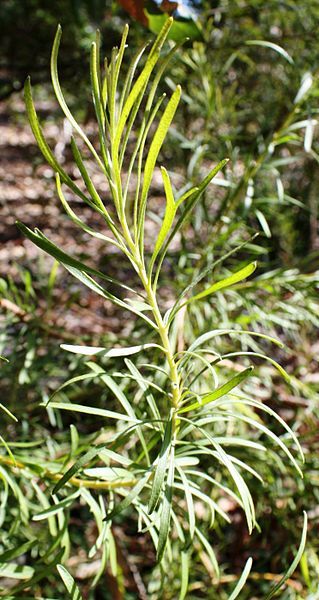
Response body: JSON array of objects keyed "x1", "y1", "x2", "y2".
[{"x1": 0, "y1": 454, "x2": 137, "y2": 491}]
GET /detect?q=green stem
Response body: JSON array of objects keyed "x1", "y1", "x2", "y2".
[
  {"x1": 138, "y1": 265, "x2": 181, "y2": 413},
  {"x1": 0, "y1": 454, "x2": 136, "y2": 491}
]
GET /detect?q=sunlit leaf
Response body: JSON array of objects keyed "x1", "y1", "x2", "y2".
[
  {"x1": 149, "y1": 416, "x2": 173, "y2": 512},
  {"x1": 246, "y1": 40, "x2": 294, "y2": 64},
  {"x1": 57, "y1": 564, "x2": 83, "y2": 600},
  {"x1": 178, "y1": 367, "x2": 253, "y2": 414},
  {"x1": 188, "y1": 261, "x2": 257, "y2": 303},
  {"x1": 228, "y1": 557, "x2": 253, "y2": 600},
  {"x1": 157, "y1": 449, "x2": 175, "y2": 561}
]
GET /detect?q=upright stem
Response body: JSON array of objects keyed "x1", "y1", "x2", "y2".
[{"x1": 138, "y1": 264, "x2": 181, "y2": 412}]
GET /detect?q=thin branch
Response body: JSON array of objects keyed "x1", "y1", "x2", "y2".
[{"x1": 0, "y1": 454, "x2": 137, "y2": 491}]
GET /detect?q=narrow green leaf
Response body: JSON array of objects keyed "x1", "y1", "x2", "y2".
[
  {"x1": 86, "y1": 361, "x2": 151, "y2": 466},
  {"x1": 16, "y1": 223, "x2": 133, "y2": 296},
  {"x1": 0, "y1": 435, "x2": 16, "y2": 465},
  {"x1": 90, "y1": 40, "x2": 111, "y2": 173},
  {"x1": 31, "y1": 480, "x2": 57, "y2": 536},
  {"x1": 223, "y1": 350, "x2": 290, "y2": 382},
  {"x1": 0, "y1": 403, "x2": 18, "y2": 422},
  {"x1": 104, "y1": 470, "x2": 152, "y2": 521},
  {"x1": 209, "y1": 404, "x2": 302, "y2": 476},
  {"x1": 216, "y1": 395, "x2": 303, "y2": 460},
  {"x1": 187, "y1": 328, "x2": 284, "y2": 355},
  {"x1": 0, "y1": 539, "x2": 37, "y2": 563},
  {"x1": 228, "y1": 557, "x2": 253, "y2": 600},
  {"x1": 119, "y1": 41, "x2": 149, "y2": 111},
  {"x1": 52, "y1": 446, "x2": 105, "y2": 495},
  {"x1": 176, "y1": 466, "x2": 195, "y2": 539},
  {"x1": 57, "y1": 564, "x2": 83, "y2": 600},
  {"x1": 24, "y1": 77, "x2": 88, "y2": 203},
  {"x1": 60, "y1": 343, "x2": 163, "y2": 357},
  {"x1": 178, "y1": 367, "x2": 253, "y2": 414},
  {"x1": 174, "y1": 481, "x2": 229, "y2": 524},
  {"x1": 265, "y1": 512, "x2": 307, "y2": 599},
  {"x1": 180, "y1": 419, "x2": 255, "y2": 532},
  {"x1": 157, "y1": 450, "x2": 175, "y2": 562},
  {"x1": 33, "y1": 491, "x2": 80, "y2": 521},
  {"x1": 44, "y1": 401, "x2": 138, "y2": 424},
  {"x1": 124, "y1": 359, "x2": 162, "y2": 425},
  {"x1": 51, "y1": 25, "x2": 104, "y2": 171},
  {"x1": 98, "y1": 449, "x2": 132, "y2": 467},
  {"x1": 57, "y1": 156, "x2": 110, "y2": 225},
  {"x1": 0, "y1": 563, "x2": 34, "y2": 580},
  {"x1": 149, "y1": 417, "x2": 173, "y2": 513},
  {"x1": 48, "y1": 373, "x2": 97, "y2": 405},
  {"x1": 17, "y1": 223, "x2": 156, "y2": 328},
  {"x1": 153, "y1": 159, "x2": 228, "y2": 288},
  {"x1": 166, "y1": 234, "x2": 259, "y2": 324},
  {"x1": 42, "y1": 402, "x2": 136, "y2": 422},
  {"x1": 139, "y1": 86, "x2": 181, "y2": 240},
  {"x1": 114, "y1": 17, "x2": 173, "y2": 154},
  {"x1": 195, "y1": 526, "x2": 219, "y2": 577},
  {"x1": 179, "y1": 550, "x2": 189, "y2": 600},
  {"x1": 150, "y1": 167, "x2": 177, "y2": 269},
  {"x1": 189, "y1": 261, "x2": 257, "y2": 303},
  {"x1": 246, "y1": 40, "x2": 294, "y2": 64},
  {"x1": 83, "y1": 467, "x2": 131, "y2": 480}
]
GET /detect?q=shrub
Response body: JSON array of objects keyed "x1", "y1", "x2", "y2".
[{"x1": 1, "y1": 17, "x2": 307, "y2": 598}]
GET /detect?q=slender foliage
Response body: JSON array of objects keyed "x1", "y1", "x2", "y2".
[{"x1": 0, "y1": 16, "x2": 308, "y2": 598}]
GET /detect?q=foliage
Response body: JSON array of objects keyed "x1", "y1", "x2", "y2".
[
  {"x1": 165, "y1": 0, "x2": 319, "y2": 262},
  {"x1": 0, "y1": 16, "x2": 312, "y2": 599}
]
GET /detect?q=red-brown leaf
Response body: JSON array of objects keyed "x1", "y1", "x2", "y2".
[{"x1": 117, "y1": 0, "x2": 148, "y2": 25}]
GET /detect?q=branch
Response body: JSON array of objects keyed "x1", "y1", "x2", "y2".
[{"x1": 0, "y1": 454, "x2": 137, "y2": 491}]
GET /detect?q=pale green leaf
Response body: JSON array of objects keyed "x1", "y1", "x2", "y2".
[
  {"x1": 83, "y1": 467, "x2": 131, "y2": 480},
  {"x1": 0, "y1": 403, "x2": 18, "y2": 422},
  {"x1": 24, "y1": 78, "x2": 88, "y2": 203},
  {"x1": 150, "y1": 166, "x2": 177, "y2": 268},
  {"x1": 105, "y1": 470, "x2": 152, "y2": 521},
  {"x1": 33, "y1": 491, "x2": 80, "y2": 521},
  {"x1": 0, "y1": 563, "x2": 34, "y2": 580},
  {"x1": 139, "y1": 85, "x2": 182, "y2": 241},
  {"x1": 51, "y1": 25, "x2": 104, "y2": 171},
  {"x1": 179, "y1": 550, "x2": 189, "y2": 600},
  {"x1": 176, "y1": 466, "x2": 195, "y2": 539},
  {"x1": 44, "y1": 401, "x2": 138, "y2": 424},
  {"x1": 228, "y1": 557, "x2": 253, "y2": 600},
  {"x1": 265, "y1": 512, "x2": 307, "y2": 598},
  {"x1": 189, "y1": 261, "x2": 257, "y2": 303},
  {"x1": 157, "y1": 450, "x2": 175, "y2": 562},
  {"x1": 114, "y1": 18, "x2": 173, "y2": 155},
  {"x1": 153, "y1": 159, "x2": 228, "y2": 288},
  {"x1": 246, "y1": 40, "x2": 294, "y2": 64},
  {"x1": 195, "y1": 526, "x2": 219, "y2": 577},
  {"x1": 60, "y1": 343, "x2": 163, "y2": 357},
  {"x1": 57, "y1": 564, "x2": 83, "y2": 600},
  {"x1": 52, "y1": 445, "x2": 105, "y2": 495},
  {"x1": 178, "y1": 367, "x2": 253, "y2": 414},
  {"x1": 149, "y1": 416, "x2": 173, "y2": 513}
]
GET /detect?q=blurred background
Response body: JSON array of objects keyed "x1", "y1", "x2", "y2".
[{"x1": 0, "y1": 1, "x2": 318, "y2": 598}]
